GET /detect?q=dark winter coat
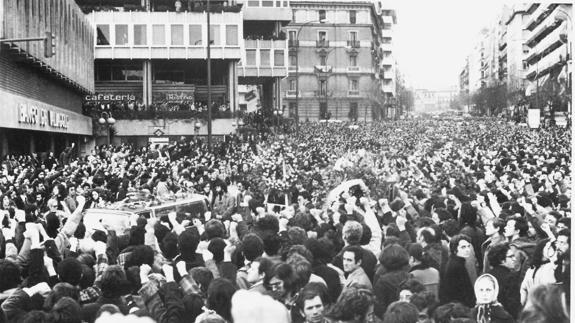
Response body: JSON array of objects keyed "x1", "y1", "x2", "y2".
[
  {"x1": 439, "y1": 255, "x2": 475, "y2": 307},
  {"x1": 373, "y1": 269, "x2": 411, "y2": 318},
  {"x1": 488, "y1": 266, "x2": 521, "y2": 318}
]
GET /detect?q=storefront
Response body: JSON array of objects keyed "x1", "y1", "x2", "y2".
[{"x1": 0, "y1": 89, "x2": 93, "y2": 157}]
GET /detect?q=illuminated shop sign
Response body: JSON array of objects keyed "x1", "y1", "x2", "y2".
[
  {"x1": 18, "y1": 103, "x2": 69, "y2": 129},
  {"x1": 84, "y1": 94, "x2": 137, "y2": 101}
]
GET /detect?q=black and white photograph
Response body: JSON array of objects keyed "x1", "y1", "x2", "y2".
[{"x1": 0, "y1": 0, "x2": 571, "y2": 322}]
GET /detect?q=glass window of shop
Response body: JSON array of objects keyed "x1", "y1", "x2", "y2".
[
  {"x1": 97, "y1": 25, "x2": 110, "y2": 45},
  {"x1": 260, "y1": 50, "x2": 270, "y2": 66},
  {"x1": 226, "y1": 25, "x2": 238, "y2": 46},
  {"x1": 155, "y1": 71, "x2": 185, "y2": 84},
  {"x1": 171, "y1": 25, "x2": 184, "y2": 46},
  {"x1": 153, "y1": 25, "x2": 166, "y2": 45},
  {"x1": 134, "y1": 25, "x2": 147, "y2": 45},
  {"x1": 246, "y1": 50, "x2": 257, "y2": 65},
  {"x1": 274, "y1": 50, "x2": 284, "y2": 66},
  {"x1": 189, "y1": 25, "x2": 202, "y2": 45},
  {"x1": 96, "y1": 63, "x2": 143, "y2": 81},
  {"x1": 210, "y1": 25, "x2": 220, "y2": 45},
  {"x1": 115, "y1": 25, "x2": 129, "y2": 45}
]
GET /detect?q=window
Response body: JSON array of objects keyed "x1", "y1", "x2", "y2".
[
  {"x1": 349, "y1": 10, "x2": 356, "y2": 24},
  {"x1": 319, "y1": 53, "x2": 327, "y2": 66},
  {"x1": 210, "y1": 25, "x2": 220, "y2": 45},
  {"x1": 261, "y1": 49, "x2": 271, "y2": 66},
  {"x1": 288, "y1": 30, "x2": 297, "y2": 41},
  {"x1": 189, "y1": 25, "x2": 202, "y2": 45},
  {"x1": 96, "y1": 25, "x2": 110, "y2": 45},
  {"x1": 319, "y1": 10, "x2": 326, "y2": 22},
  {"x1": 171, "y1": 25, "x2": 184, "y2": 45},
  {"x1": 320, "y1": 102, "x2": 328, "y2": 119},
  {"x1": 152, "y1": 25, "x2": 165, "y2": 45},
  {"x1": 134, "y1": 25, "x2": 147, "y2": 45},
  {"x1": 246, "y1": 49, "x2": 257, "y2": 65},
  {"x1": 226, "y1": 25, "x2": 238, "y2": 46},
  {"x1": 289, "y1": 53, "x2": 297, "y2": 66},
  {"x1": 349, "y1": 55, "x2": 357, "y2": 66},
  {"x1": 349, "y1": 79, "x2": 359, "y2": 91},
  {"x1": 97, "y1": 63, "x2": 143, "y2": 81},
  {"x1": 274, "y1": 50, "x2": 284, "y2": 66},
  {"x1": 349, "y1": 102, "x2": 358, "y2": 121},
  {"x1": 319, "y1": 79, "x2": 327, "y2": 95},
  {"x1": 289, "y1": 102, "x2": 296, "y2": 117},
  {"x1": 318, "y1": 31, "x2": 327, "y2": 41},
  {"x1": 289, "y1": 79, "x2": 296, "y2": 91},
  {"x1": 115, "y1": 25, "x2": 128, "y2": 45},
  {"x1": 349, "y1": 31, "x2": 357, "y2": 41}
]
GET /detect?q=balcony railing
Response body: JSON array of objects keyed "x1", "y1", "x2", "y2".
[
  {"x1": 347, "y1": 40, "x2": 361, "y2": 48},
  {"x1": 314, "y1": 90, "x2": 328, "y2": 97},
  {"x1": 316, "y1": 40, "x2": 330, "y2": 48},
  {"x1": 289, "y1": 39, "x2": 299, "y2": 48},
  {"x1": 348, "y1": 90, "x2": 360, "y2": 96}
]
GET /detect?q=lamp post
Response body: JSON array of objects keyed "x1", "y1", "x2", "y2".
[
  {"x1": 294, "y1": 19, "x2": 328, "y2": 135},
  {"x1": 274, "y1": 109, "x2": 283, "y2": 131},
  {"x1": 98, "y1": 112, "x2": 116, "y2": 146},
  {"x1": 194, "y1": 121, "x2": 201, "y2": 136}
]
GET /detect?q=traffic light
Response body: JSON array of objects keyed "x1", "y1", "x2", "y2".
[{"x1": 44, "y1": 32, "x2": 56, "y2": 58}]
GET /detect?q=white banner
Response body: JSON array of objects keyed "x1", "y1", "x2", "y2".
[{"x1": 527, "y1": 109, "x2": 540, "y2": 129}]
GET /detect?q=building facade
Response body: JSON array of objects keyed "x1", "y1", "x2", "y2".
[
  {"x1": 524, "y1": 3, "x2": 571, "y2": 112},
  {"x1": 503, "y1": 4, "x2": 530, "y2": 95},
  {"x1": 77, "y1": 0, "x2": 290, "y2": 146},
  {"x1": 282, "y1": 0, "x2": 393, "y2": 122},
  {"x1": 0, "y1": 0, "x2": 94, "y2": 156}
]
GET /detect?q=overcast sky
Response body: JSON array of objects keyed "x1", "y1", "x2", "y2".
[{"x1": 389, "y1": 0, "x2": 507, "y2": 91}]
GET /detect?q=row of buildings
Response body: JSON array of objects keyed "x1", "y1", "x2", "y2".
[
  {"x1": 0, "y1": 0, "x2": 398, "y2": 156},
  {"x1": 460, "y1": 3, "x2": 572, "y2": 116}
]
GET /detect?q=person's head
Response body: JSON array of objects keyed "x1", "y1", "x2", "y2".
[
  {"x1": 57, "y1": 258, "x2": 84, "y2": 286},
  {"x1": 519, "y1": 284, "x2": 569, "y2": 323},
  {"x1": 0, "y1": 260, "x2": 21, "y2": 292},
  {"x1": 474, "y1": 274, "x2": 499, "y2": 305},
  {"x1": 398, "y1": 279, "x2": 426, "y2": 303},
  {"x1": 416, "y1": 227, "x2": 437, "y2": 247},
  {"x1": 296, "y1": 284, "x2": 328, "y2": 323},
  {"x1": 241, "y1": 233, "x2": 264, "y2": 262},
  {"x1": 342, "y1": 245, "x2": 363, "y2": 274},
  {"x1": 189, "y1": 267, "x2": 214, "y2": 296},
  {"x1": 286, "y1": 253, "x2": 313, "y2": 289},
  {"x1": 178, "y1": 227, "x2": 201, "y2": 260},
  {"x1": 267, "y1": 263, "x2": 297, "y2": 300},
  {"x1": 379, "y1": 243, "x2": 410, "y2": 271},
  {"x1": 382, "y1": 301, "x2": 419, "y2": 323},
  {"x1": 432, "y1": 302, "x2": 471, "y2": 323},
  {"x1": 556, "y1": 229, "x2": 570, "y2": 256},
  {"x1": 342, "y1": 220, "x2": 363, "y2": 245},
  {"x1": 246, "y1": 257, "x2": 265, "y2": 284},
  {"x1": 504, "y1": 216, "x2": 528, "y2": 239},
  {"x1": 484, "y1": 217, "x2": 504, "y2": 237},
  {"x1": 544, "y1": 211, "x2": 562, "y2": 230},
  {"x1": 99, "y1": 265, "x2": 129, "y2": 298},
  {"x1": 50, "y1": 296, "x2": 82, "y2": 323},
  {"x1": 204, "y1": 219, "x2": 226, "y2": 240},
  {"x1": 449, "y1": 234, "x2": 472, "y2": 258},
  {"x1": 231, "y1": 289, "x2": 290, "y2": 323},
  {"x1": 44, "y1": 282, "x2": 80, "y2": 311},
  {"x1": 488, "y1": 242, "x2": 515, "y2": 270},
  {"x1": 206, "y1": 278, "x2": 237, "y2": 322},
  {"x1": 326, "y1": 286, "x2": 374, "y2": 322}
]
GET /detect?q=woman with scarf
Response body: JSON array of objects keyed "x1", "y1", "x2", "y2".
[{"x1": 471, "y1": 274, "x2": 514, "y2": 323}]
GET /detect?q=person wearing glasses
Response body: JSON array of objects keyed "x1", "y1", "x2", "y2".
[{"x1": 486, "y1": 243, "x2": 521, "y2": 318}]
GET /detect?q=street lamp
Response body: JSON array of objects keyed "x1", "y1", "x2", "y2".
[
  {"x1": 194, "y1": 121, "x2": 201, "y2": 136},
  {"x1": 98, "y1": 112, "x2": 115, "y2": 146},
  {"x1": 294, "y1": 18, "x2": 329, "y2": 135},
  {"x1": 274, "y1": 109, "x2": 283, "y2": 131}
]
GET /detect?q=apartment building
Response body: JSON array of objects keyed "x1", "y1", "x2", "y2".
[
  {"x1": 524, "y1": 3, "x2": 571, "y2": 111},
  {"x1": 502, "y1": 4, "x2": 530, "y2": 95},
  {"x1": 282, "y1": 0, "x2": 393, "y2": 122}
]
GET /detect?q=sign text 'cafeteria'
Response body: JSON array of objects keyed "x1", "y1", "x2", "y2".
[{"x1": 18, "y1": 103, "x2": 70, "y2": 129}]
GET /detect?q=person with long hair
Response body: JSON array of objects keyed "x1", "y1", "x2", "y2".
[
  {"x1": 519, "y1": 284, "x2": 569, "y2": 323},
  {"x1": 519, "y1": 239, "x2": 557, "y2": 306},
  {"x1": 325, "y1": 286, "x2": 376, "y2": 323}
]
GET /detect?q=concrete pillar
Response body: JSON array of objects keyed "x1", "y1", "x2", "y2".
[
  {"x1": 143, "y1": 60, "x2": 153, "y2": 106},
  {"x1": 228, "y1": 61, "x2": 238, "y2": 114},
  {"x1": 0, "y1": 131, "x2": 8, "y2": 158},
  {"x1": 29, "y1": 135, "x2": 35, "y2": 154},
  {"x1": 50, "y1": 135, "x2": 56, "y2": 153}
]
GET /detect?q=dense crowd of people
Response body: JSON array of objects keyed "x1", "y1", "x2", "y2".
[{"x1": 0, "y1": 116, "x2": 570, "y2": 323}]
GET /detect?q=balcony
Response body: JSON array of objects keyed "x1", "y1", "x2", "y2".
[
  {"x1": 347, "y1": 40, "x2": 361, "y2": 48},
  {"x1": 525, "y1": 23, "x2": 566, "y2": 63},
  {"x1": 348, "y1": 90, "x2": 360, "y2": 97},
  {"x1": 238, "y1": 39, "x2": 288, "y2": 77},
  {"x1": 88, "y1": 10, "x2": 243, "y2": 60},
  {"x1": 347, "y1": 66, "x2": 361, "y2": 73},
  {"x1": 316, "y1": 40, "x2": 330, "y2": 48},
  {"x1": 288, "y1": 39, "x2": 299, "y2": 48},
  {"x1": 237, "y1": 0, "x2": 292, "y2": 22},
  {"x1": 285, "y1": 90, "x2": 298, "y2": 97},
  {"x1": 314, "y1": 90, "x2": 328, "y2": 97},
  {"x1": 526, "y1": 44, "x2": 566, "y2": 78},
  {"x1": 381, "y1": 56, "x2": 394, "y2": 66}
]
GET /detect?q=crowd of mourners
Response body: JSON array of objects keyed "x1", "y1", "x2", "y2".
[{"x1": 0, "y1": 116, "x2": 570, "y2": 323}]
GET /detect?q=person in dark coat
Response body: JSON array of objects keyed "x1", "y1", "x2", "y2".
[
  {"x1": 373, "y1": 244, "x2": 411, "y2": 318},
  {"x1": 487, "y1": 243, "x2": 521, "y2": 319},
  {"x1": 439, "y1": 234, "x2": 476, "y2": 307},
  {"x1": 471, "y1": 274, "x2": 514, "y2": 323}
]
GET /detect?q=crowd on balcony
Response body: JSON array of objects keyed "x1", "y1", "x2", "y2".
[
  {"x1": 0, "y1": 117, "x2": 569, "y2": 323},
  {"x1": 79, "y1": 0, "x2": 242, "y2": 14},
  {"x1": 82, "y1": 100, "x2": 232, "y2": 120}
]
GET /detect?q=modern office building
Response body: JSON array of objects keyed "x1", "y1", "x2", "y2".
[
  {"x1": 77, "y1": 0, "x2": 290, "y2": 145},
  {"x1": 282, "y1": 0, "x2": 393, "y2": 122},
  {"x1": 524, "y1": 3, "x2": 571, "y2": 112},
  {"x1": 0, "y1": 0, "x2": 94, "y2": 156}
]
